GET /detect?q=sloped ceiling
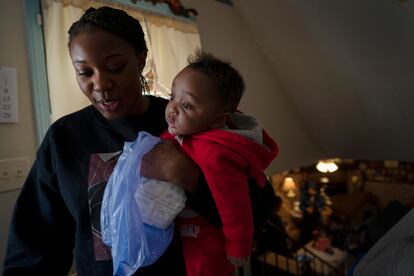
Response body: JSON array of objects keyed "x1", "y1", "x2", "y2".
[{"x1": 232, "y1": 0, "x2": 414, "y2": 162}]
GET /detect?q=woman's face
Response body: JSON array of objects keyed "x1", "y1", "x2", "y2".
[{"x1": 69, "y1": 28, "x2": 147, "y2": 120}]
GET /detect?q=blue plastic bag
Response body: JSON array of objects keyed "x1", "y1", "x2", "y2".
[{"x1": 101, "y1": 131, "x2": 174, "y2": 276}]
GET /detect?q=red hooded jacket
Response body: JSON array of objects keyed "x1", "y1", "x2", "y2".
[{"x1": 161, "y1": 115, "x2": 278, "y2": 258}]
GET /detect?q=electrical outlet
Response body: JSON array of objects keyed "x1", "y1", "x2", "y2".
[{"x1": 0, "y1": 157, "x2": 30, "y2": 192}]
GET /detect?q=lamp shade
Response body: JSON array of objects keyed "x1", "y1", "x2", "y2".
[{"x1": 282, "y1": 177, "x2": 297, "y2": 191}]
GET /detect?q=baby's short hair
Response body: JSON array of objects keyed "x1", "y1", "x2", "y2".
[{"x1": 187, "y1": 51, "x2": 245, "y2": 112}]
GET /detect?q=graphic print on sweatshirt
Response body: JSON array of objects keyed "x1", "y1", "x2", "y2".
[{"x1": 87, "y1": 152, "x2": 121, "y2": 261}]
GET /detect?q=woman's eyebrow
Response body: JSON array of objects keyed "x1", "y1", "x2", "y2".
[
  {"x1": 73, "y1": 54, "x2": 125, "y2": 64},
  {"x1": 104, "y1": 53, "x2": 125, "y2": 60}
]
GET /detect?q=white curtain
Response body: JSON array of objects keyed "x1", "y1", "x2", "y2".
[
  {"x1": 144, "y1": 18, "x2": 201, "y2": 97},
  {"x1": 41, "y1": 0, "x2": 201, "y2": 122}
]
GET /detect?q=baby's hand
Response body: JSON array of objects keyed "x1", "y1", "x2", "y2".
[{"x1": 227, "y1": 255, "x2": 250, "y2": 267}]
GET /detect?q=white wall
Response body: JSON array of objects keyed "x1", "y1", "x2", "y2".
[
  {"x1": 183, "y1": 0, "x2": 323, "y2": 173},
  {"x1": 0, "y1": 0, "x2": 38, "y2": 270}
]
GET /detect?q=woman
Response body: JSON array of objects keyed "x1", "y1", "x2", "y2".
[
  {"x1": 3, "y1": 6, "x2": 203, "y2": 275},
  {"x1": 4, "y1": 6, "x2": 276, "y2": 276}
]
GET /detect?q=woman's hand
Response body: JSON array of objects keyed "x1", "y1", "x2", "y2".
[{"x1": 140, "y1": 140, "x2": 200, "y2": 192}]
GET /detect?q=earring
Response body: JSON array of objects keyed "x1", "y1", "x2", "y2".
[{"x1": 139, "y1": 73, "x2": 149, "y2": 94}]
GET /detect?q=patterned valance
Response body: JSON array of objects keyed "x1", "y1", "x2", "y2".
[{"x1": 42, "y1": 0, "x2": 199, "y2": 33}]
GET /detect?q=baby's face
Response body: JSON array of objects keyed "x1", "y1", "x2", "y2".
[{"x1": 165, "y1": 67, "x2": 225, "y2": 135}]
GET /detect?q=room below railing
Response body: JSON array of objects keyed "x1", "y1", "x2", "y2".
[{"x1": 236, "y1": 221, "x2": 350, "y2": 276}]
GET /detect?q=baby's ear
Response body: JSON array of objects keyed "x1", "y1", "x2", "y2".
[{"x1": 211, "y1": 112, "x2": 230, "y2": 129}]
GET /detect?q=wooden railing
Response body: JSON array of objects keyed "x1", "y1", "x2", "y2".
[{"x1": 237, "y1": 221, "x2": 349, "y2": 276}]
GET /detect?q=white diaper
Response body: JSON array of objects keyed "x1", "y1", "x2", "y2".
[{"x1": 136, "y1": 178, "x2": 186, "y2": 229}]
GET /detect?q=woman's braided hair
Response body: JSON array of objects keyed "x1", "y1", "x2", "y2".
[
  {"x1": 68, "y1": 6, "x2": 147, "y2": 54},
  {"x1": 68, "y1": 6, "x2": 149, "y2": 92},
  {"x1": 187, "y1": 51, "x2": 245, "y2": 112}
]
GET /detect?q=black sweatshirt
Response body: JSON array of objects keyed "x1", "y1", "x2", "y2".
[
  {"x1": 3, "y1": 96, "x2": 197, "y2": 275},
  {"x1": 3, "y1": 96, "x2": 276, "y2": 276}
]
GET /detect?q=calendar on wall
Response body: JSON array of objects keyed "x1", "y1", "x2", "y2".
[{"x1": 0, "y1": 66, "x2": 18, "y2": 123}]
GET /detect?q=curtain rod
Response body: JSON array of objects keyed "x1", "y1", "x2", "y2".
[{"x1": 110, "y1": 0, "x2": 197, "y2": 22}]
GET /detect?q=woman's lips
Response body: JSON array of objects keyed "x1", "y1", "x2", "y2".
[{"x1": 96, "y1": 99, "x2": 119, "y2": 112}]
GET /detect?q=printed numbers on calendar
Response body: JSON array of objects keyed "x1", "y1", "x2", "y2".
[{"x1": 0, "y1": 66, "x2": 18, "y2": 123}]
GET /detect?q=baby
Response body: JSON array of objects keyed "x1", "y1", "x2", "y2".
[{"x1": 161, "y1": 51, "x2": 279, "y2": 276}]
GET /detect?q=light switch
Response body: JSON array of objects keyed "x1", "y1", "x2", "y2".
[{"x1": 0, "y1": 157, "x2": 30, "y2": 192}]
